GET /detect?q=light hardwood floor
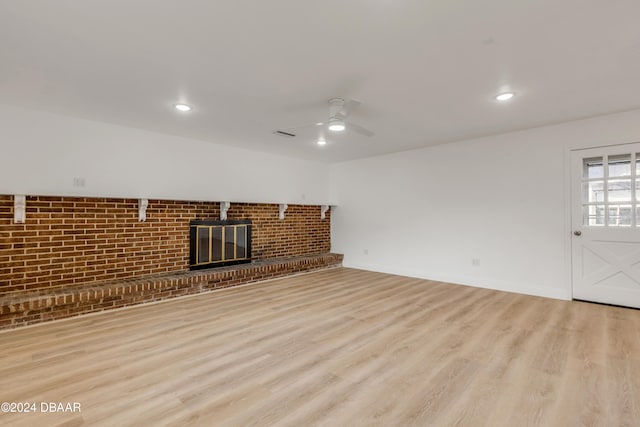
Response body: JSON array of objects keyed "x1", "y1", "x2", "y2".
[{"x1": 1, "y1": 267, "x2": 639, "y2": 427}]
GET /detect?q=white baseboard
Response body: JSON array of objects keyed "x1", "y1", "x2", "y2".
[{"x1": 343, "y1": 260, "x2": 572, "y2": 301}]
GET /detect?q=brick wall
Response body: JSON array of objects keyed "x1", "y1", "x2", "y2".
[{"x1": 0, "y1": 195, "x2": 331, "y2": 295}]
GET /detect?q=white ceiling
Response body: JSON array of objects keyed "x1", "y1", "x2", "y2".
[{"x1": 1, "y1": 0, "x2": 640, "y2": 163}]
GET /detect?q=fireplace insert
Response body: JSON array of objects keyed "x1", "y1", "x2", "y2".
[{"x1": 189, "y1": 220, "x2": 252, "y2": 270}]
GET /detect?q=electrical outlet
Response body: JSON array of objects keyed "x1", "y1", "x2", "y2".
[
  {"x1": 363, "y1": 249, "x2": 369, "y2": 255},
  {"x1": 73, "y1": 177, "x2": 86, "y2": 187},
  {"x1": 472, "y1": 258, "x2": 480, "y2": 267}
]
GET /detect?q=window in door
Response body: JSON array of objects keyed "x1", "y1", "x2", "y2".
[{"x1": 582, "y1": 153, "x2": 638, "y2": 226}]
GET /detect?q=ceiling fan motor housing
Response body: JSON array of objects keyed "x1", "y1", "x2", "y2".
[{"x1": 328, "y1": 98, "x2": 345, "y2": 119}]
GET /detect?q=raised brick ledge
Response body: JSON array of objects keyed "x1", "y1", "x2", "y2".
[{"x1": 0, "y1": 253, "x2": 343, "y2": 330}]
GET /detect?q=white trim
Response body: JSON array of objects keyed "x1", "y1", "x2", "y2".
[
  {"x1": 567, "y1": 140, "x2": 640, "y2": 152},
  {"x1": 343, "y1": 260, "x2": 572, "y2": 301},
  {"x1": 563, "y1": 146, "x2": 574, "y2": 301}
]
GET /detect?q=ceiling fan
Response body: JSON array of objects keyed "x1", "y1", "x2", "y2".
[{"x1": 274, "y1": 98, "x2": 375, "y2": 142}]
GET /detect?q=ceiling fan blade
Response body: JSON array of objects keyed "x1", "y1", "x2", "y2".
[
  {"x1": 336, "y1": 99, "x2": 362, "y2": 120},
  {"x1": 348, "y1": 121, "x2": 374, "y2": 137}
]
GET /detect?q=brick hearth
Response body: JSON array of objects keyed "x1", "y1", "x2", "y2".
[{"x1": 0, "y1": 253, "x2": 343, "y2": 330}]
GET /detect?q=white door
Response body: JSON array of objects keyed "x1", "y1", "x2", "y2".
[{"x1": 571, "y1": 143, "x2": 640, "y2": 308}]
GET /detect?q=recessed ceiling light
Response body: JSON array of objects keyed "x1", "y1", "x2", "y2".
[
  {"x1": 328, "y1": 118, "x2": 345, "y2": 132},
  {"x1": 174, "y1": 103, "x2": 192, "y2": 112},
  {"x1": 495, "y1": 92, "x2": 515, "y2": 101},
  {"x1": 317, "y1": 138, "x2": 327, "y2": 146}
]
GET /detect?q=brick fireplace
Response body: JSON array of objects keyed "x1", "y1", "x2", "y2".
[{"x1": 0, "y1": 195, "x2": 340, "y2": 329}]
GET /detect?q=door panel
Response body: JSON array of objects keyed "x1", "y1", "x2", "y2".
[{"x1": 571, "y1": 143, "x2": 640, "y2": 308}]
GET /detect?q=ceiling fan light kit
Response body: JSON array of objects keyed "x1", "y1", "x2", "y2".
[
  {"x1": 328, "y1": 117, "x2": 345, "y2": 132},
  {"x1": 495, "y1": 92, "x2": 515, "y2": 101},
  {"x1": 276, "y1": 97, "x2": 374, "y2": 143}
]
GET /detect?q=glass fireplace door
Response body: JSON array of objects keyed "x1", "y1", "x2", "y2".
[{"x1": 189, "y1": 220, "x2": 252, "y2": 269}]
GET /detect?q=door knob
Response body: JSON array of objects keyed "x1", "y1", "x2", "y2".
[{"x1": 573, "y1": 230, "x2": 582, "y2": 236}]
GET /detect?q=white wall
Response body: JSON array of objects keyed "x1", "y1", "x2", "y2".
[
  {"x1": 6, "y1": 102, "x2": 640, "y2": 300},
  {"x1": 330, "y1": 109, "x2": 640, "y2": 300},
  {"x1": 0, "y1": 104, "x2": 331, "y2": 205}
]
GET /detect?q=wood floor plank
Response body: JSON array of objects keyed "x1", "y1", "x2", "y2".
[{"x1": 0, "y1": 267, "x2": 638, "y2": 426}]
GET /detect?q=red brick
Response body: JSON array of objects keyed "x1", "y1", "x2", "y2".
[{"x1": 0, "y1": 194, "x2": 332, "y2": 325}]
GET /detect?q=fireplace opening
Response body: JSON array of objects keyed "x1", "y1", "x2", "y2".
[{"x1": 189, "y1": 220, "x2": 252, "y2": 270}]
